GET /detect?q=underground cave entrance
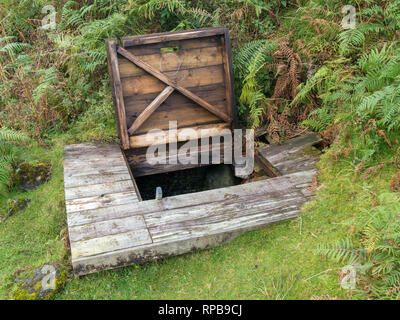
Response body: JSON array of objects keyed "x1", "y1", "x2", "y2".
[{"x1": 134, "y1": 164, "x2": 244, "y2": 201}]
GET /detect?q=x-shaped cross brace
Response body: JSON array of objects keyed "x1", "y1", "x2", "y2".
[{"x1": 117, "y1": 47, "x2": 231, "y2": 135}]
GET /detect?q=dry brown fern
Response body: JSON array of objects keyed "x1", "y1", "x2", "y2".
[{"x1": 265, "y1": 36, "x2": 304, "y2": 142}]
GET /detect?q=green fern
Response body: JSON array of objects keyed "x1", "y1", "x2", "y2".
[
  {"x1": 136, "y1": 0, "x2": 186, "y2": 20},
  {"x1": 0, "y1": 128, "x2": 29, "y2": 192},
  {"x1": 319, "y1": 193, "x2": 400, "y2": 299},
  {"x1": 317, "y1": 238, "x2": 363, "y2": 265},
  {"x1": 234, "y1": 40, "x2": 277, "y2": 127}
]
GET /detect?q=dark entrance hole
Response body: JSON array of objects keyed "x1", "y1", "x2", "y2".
[{"x1": 134, "y1": 164, "x2": 242, "y2": 201}]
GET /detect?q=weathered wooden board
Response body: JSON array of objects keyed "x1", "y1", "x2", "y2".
[
  {"x1": 128, "y1": 122, "x2": 231, "y2": 148},
  {"x1": 63, "y1": 142, "x2": 319, "y2": 275},
  {"x1": 63, "y1": 143, "x2": 315, "y2": 275},
  {"x1": 257, "y1": 132, "x2": 322, "y2": 176},
  {"x1": 63, "y1": 143, "x2": 146, "y2": 271},
  {"x1": 125, "y1": 141, "x2": 227, "y2": 177},
  {"x1": 70, "y1": 168, "x2": 313, "y2": 275}
]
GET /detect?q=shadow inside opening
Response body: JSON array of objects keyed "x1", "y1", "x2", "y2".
[{"x1": 134, "y1": 164, "x2": 243, "y2": 201}]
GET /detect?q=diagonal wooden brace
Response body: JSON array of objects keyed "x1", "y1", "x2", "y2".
[
  {"x1": 117, "y1": 46, "x2": 232, "y2": 124},
  {"x1": 128, "y1": 86, "x2": 174, "y2": 135}
]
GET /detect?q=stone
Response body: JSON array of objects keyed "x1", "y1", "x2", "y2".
[
  {"x1": 12, "y1": 160, "x2": 51, "y2": 191},
  {"x1": 6, "y1": 263, "x2": 67, "y2": 300},
  {"x1": 1, "y1": 198, "x2": 31, "y2": 222}
]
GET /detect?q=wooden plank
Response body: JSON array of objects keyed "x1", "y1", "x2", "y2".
[
  {"x1": 122, "y1": 36, "x2": 220, "y2": 56},
  {"x1": 67, "y1": 203, "x2": 145, "y2": 227},
  {"x1": 72, "y1": 231, "x2": 241, "y2": 275},
  {"x1": 69, "y1": 215, "x2": 148, "y2": 242},
  {"x1": 64, "y1": 143, "x2": 121, "y2": 153},
  {"x1": 70, "y1": 190, "x2": 302, "y2": 275},
  {"x1": 119, "y1": 46, "x2": 223, "y2": 78},
  {"x1": 71, "y1": 228, "x2": 152, "y2": 259},
  {"x1": 124, "y1": 83, "x2": 226, "y2": 111},
  {"x1": 122, "y1": 27, "x2": 226, "y2": 46},
  {"x1": 65, "y1": 180, "x2": 136, "y2": 201},
  {"x1": 64, "y1": 172, "x2": 132, "y2": 188},
  {"x1": 125, "y1": 141, "x2": 226, "y2": 177},
  {"x1": 106, "y1": 39, "x2": 130, "y2": 149},
  {"x1": 254, "y1": 148, "x2": 281, "y2": 177},
  {"x1": 258, "y1": 132, "x2": 322, "y2": 175},
  {"x1": 222, "y1": 29, "x2": 237, "y2": 128},
  {"x1": 121, "y1": 66, "x2": 225, "y2": 98},
  {"x1": 64, "y1": 152, "x2": 124, "y2": 162},
  {"x1": 146, "y1": 192, "x2": 304, "y2": 243},
  {"x1": 128, "y1": 86, "x2": 174, "y2": 135},
  {"x1": 129, "y1": 123, "x2": 230, "y2": 148},
  {"x1": 124, "y1": 86, "x2": 226, "y2": 133},
  {"x1": 63, "y1": 157, "x2": 126, "y2": 169},
  {"x1": 220, "y1": 34, "x2": 232, "y2": 122},
  {"x1": 63, "y1": 146, "x2": 125, "y2": 161},
  {"x1": 128, "y1": 103, "x2": 224, "y2": 135},
  {"x1": 64, "y1": 166, "x2": 129, "y2": 177},
  {"x1": 117, "y1": 47, "x2": 231, "y2": 123},
  {"x1": 66, "y1": 172, "x2": 310, "y2": 226},
  {"x1": 65, "y1": 191, "x2": 139, "y2": 213},
  {"x1": 121, "y1": 148, "x2": 143, "y2": 202}
]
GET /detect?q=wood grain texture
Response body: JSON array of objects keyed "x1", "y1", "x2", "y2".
[
  {"x1": 63, "y1": 143, "x2": 147, "y2": 269},
  {"x1": 117, "y1": 47, "x2": 231, "y2": 123},
  {"x1": 122, "y1": 36, "x2": 221, "y2": 57},
  {"x1": 255, "y1": 148, "x2": 281, "y2": 177},
  {"x1": 122, "y1": 27, "x2": 226, "y2": 46},
  {"x1": 121, "y1": 65, "x2": 225, "y2": 96},
  {"x1": 119, "y1": 46, "x2": 223, "y2": 78},
  {"x1": 106, "y1": 40, "x2": 130, "y2": 149},
  {"x1": 125, "y1": 141, "x2": 226, "y2": 177},
  {"x1": 63, "y1": 142, "x2": 318, "y2": 275},
  {"x1": 67, "y1": 168, "x2": 312, "y2": 275},
  {"x1": 128, "y1": 86, "x2": 174, "y2": 135},
  {"x1": 129, "y1": 122, "x2": 230, "y2": 148},
  {"x1": 124, "y1": 85, "x2": 225, "y2": 134}
]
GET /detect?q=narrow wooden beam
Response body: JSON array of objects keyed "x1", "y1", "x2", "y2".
[
  {"x1": 128, "y1": 86, "x2": 174, "y2": 135},
  {"x1": 117, "y1": 47, "x2": 231, "y2": 123},
  {"x1": 122, "y1": 27, "x2": 226, "y2": 46},
  {"x1": 220, "y1": 33, "x2": 233, "y2": 124},
  {"x1": 255, "y1": 148, "x2": 281, "y2": 178},
  {"x1": 129, "y1": 123, "x2": 230, "y2": 148},
  {"x1": 106, "y1": 40, "x2": 130, "y2": 150}
]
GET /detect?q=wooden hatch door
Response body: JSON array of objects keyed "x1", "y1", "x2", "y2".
[{"x1": 106, "y1": 27, "x2": 236, "y2": 150}]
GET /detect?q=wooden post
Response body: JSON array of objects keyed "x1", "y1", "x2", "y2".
[
  {"x1": 106, "y1": 39, "x2": 130, "y2": 150},
  {"x1": 155, "y1": 187, "x2": 163, "y2": 200}
]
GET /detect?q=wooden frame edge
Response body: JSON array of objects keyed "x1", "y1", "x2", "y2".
[
  {"x1": 122, "y1": 27, "x2": 227, "y2": 47},
  {"x1": 106, "y1": 39, "x2": 130, "y2": 150},
  {"x1": 222, "y1": 29, "x2": 238, "y2": 130}
]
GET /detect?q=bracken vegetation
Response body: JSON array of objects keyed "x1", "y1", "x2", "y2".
[{"x1": 1, "y1": 0, "x2": 400, "y2": 300}]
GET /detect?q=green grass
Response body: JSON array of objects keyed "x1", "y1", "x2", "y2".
[
  {"x1": 1, "y1": 137, "x2": 397, "y2": 299},
  {"x1": 0, "y1": 140, "x2": 67, "y2": 297}
]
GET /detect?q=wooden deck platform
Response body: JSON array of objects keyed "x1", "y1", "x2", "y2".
[{"x1": 63, "y1": 136, "x2": 321, "y2": 275}]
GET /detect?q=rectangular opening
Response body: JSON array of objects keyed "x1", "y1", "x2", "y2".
[
  {"x1": 124, "y1": 138, "x2": 272, "y2": 201},
  {"x1": 134, "y1": 164, "x2": 242, "y2": 201}
]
